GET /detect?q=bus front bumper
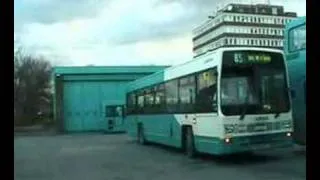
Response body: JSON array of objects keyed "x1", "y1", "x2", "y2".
[{"x1": 220, "y1": 132, "x2": 294, "y2": 154}]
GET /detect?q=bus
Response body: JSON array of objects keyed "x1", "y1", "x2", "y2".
[
  {"x1": 125, "y1": 47, "x2": 293, "y2": 157},
  {"x1": 284, "y1": 16, "x2": 306, "y2": 145}
]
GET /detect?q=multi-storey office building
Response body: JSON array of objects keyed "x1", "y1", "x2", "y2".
[{"x1": 192, "y1": 3, "x2": 297, "y2": 56}]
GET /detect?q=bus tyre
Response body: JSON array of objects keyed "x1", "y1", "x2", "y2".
[
  {"x1": 185, "y1": 127, "x2": 196, "y2": 158},
  {"x1": 137, "y1": 125, "x2": 147, "y2": 145}
]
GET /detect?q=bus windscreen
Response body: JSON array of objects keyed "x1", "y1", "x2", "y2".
[{"x1": 221, "y1": 51, "x2": 290, "y2": 116}]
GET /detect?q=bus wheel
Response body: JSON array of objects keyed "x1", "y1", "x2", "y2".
[
  {"x1": 137, "y1": 125, "x2": 147, "y2": 145},
  {"x1": 185, "y1": 127, "x2": 196, "y2": 158}
]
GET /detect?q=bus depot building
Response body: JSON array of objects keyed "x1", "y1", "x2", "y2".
[{"x1": 52, "y1": 66, "x2": 168, "y2": 133}]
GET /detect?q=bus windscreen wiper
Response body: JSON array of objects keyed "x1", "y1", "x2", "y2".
[{"x1": 239, "y1": 93, "x2": 250, "y2": 120}]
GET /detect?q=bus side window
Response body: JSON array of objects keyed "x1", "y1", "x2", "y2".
[
  {"x1": 154, "y1": 83, "x2": 166, "y2": 113},
  {"x1": 165, "y1": 80, "x2": 179, "y2": 113},
  {"x1": 144, "y1": 88, "x2": 155, "y2": 114},
  {"x1": 137, "y1": 92, "x2": 145, "y2": 113},
  {"x1": 196, "y1": 68, "x2": 218, "y2": 113},
  {"x1": 179, "y1": 75, "x2": 196, "y2": 113}
]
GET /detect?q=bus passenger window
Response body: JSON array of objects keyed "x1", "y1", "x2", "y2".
[
  {"x1": 144, "y1": 88, "x2": 155, "y2": 114},
  {"x1": 196, "y1": 68, "x2": 218, "y2": 113},
  {"x1": 179, "y1": 75, "x2": 196, "y2": 113},
  {"x1": 165, "y1": 80, "x2": 179, "y2": 113},
  {"x1": 137, "y1": 93, "x2": 144, "y2": 113},
  {"x1": 154, "y1": 84, "x2": 166, "y2": 113}
]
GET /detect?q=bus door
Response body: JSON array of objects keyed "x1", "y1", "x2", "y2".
[{"x1": 104, "y1": 105, "x2": 124, "y2": 131}]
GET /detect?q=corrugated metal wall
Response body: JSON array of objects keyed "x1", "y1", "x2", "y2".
[{"x1": 62, "y1": 81, "x2": 127, "y2": 132}]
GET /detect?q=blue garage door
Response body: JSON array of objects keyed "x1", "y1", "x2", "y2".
[{"x1": 63, "y1": 81, "x2": 125, "y2": 132}]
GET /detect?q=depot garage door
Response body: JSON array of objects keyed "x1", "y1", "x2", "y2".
[{"x1": 62, "y1": 81, "x2": 123, "y2": 132}]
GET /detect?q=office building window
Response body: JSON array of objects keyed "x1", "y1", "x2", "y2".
[{"x1": 272, "y1": 8, "x2": 277, "y2": 15}]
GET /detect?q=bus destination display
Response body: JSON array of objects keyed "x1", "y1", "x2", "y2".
[{"x1": 234, "y1": 53, "x2": 271, "y2": 64}]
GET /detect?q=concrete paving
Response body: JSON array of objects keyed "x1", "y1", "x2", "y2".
[{"x1": 14, "y1": 134, "x2": 306, "y2": 180}]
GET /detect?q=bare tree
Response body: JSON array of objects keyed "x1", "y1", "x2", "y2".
[{"x1": 14, "y1": 48, "x2": 52, "y2": 126}]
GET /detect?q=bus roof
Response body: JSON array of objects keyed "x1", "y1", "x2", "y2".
[
  {"x1": 126, "y1": 47, "x2": 284, "y2": 93},
  {"x1": 286, "y1": 16, "x2": 305, "y2": 29}
]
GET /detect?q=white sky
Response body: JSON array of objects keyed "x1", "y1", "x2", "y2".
[{"x1": 14, "y1": 0, "x2": 306, "y2": 66}]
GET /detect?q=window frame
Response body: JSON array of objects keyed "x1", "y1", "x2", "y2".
[
  {"x1": 196, "y1": 67, "x2": 218, "y2": 113},
  {"x1": 288, "y1": 23, "x2": 306, "y2": 53},
  {"x1": 125, "y1": 67, "x2": 219, "y2": 115}
]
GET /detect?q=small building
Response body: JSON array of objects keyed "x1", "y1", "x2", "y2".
[
  {"x1": 53, "y1": 66, "x2": 169, "y2": 133},
  {"x1": 192, "y1": 3, "x2": 297, "y2": 57}
]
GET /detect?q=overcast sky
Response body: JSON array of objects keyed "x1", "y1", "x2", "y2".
[{"x1": 14, "y1": 0, "x2": 306, "y2": 66}]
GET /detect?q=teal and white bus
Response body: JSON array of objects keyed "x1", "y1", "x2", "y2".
[
  {"x1": 284, "y1": 16, "x2": 306, "y2": 145},
  {"x1": 125, "y1": 47, "x2": 293, "y2": 157}
]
